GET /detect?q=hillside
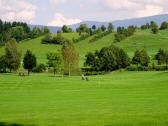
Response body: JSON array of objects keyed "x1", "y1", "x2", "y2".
[{"x1": 0, "y1": 29, "x2": 168, "y2": 66}]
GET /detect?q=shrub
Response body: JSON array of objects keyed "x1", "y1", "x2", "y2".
[
  {"x1": 126, "y1": 66, "x2": 138, "y2": 71},
  {"x1": 33, "y1": 64, "x2": 46, "y2": 73},
  {"x1": 127, "y1": 65, "x2": 152, "y2": 71},
  {"x1": 41, "y1": 33, "x2": 70, "y2": 45},
  {"x1": 73, "y1": 34, "x2": 90, "y2": 43}
]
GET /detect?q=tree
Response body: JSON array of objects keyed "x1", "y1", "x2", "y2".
[
  {"x1": 101, "y1": 25, "x2": 106, "y2": 32},
  {"x1": 140, "y1": 49, "x2": 150, "y2": 66},
  {"x1": 0, "y1": 19, "x2": 3, "y2": 34},
  {"x1": 155, "y1": 48, "x2": 168, "y2": 67},
  {"x1": 127, "y1": 26, "x2": 136, "y2": 36},
  {"x1": 98, "y1": 47, "x2": 117, "y2": 71},
  {"x1": 47, "y1": 51, "x2": 63, "y2": 75},
  {"x1": 119, "y1": 49, "x2": 130, "y2": 68},
  {"x1": 76, "y1": 24, "x2": 89, "y2": 35},
  {"x1": 0, "y1": 55, "x2": 7, "y2": 73},
  {"x1": 132, "y1": 49, "x2": 150, "y2": 66},
  {"x1": 151, "y1": 22, "x2": 159, "y2": 34},
  {"x1": 92, "y1": 25, "x2": 96, "y2": 30},
  {"x1": 155, "y1": 48, "x2": 165, "y2": 65},
  {"x1": 165, "y1": 50, "x2": 168, "y2": 67},
  {"x1": 84, "y1": 52, "x2": 96, "y2": 67},
  {"x1": 0, "y1": 34, "x2": 3, "y2": 44},
  {"x1": 108, "y1": 23, "x2": 114, "y2": 32},
  {"x1": 84, "y1": 45, "x2": 130, "y2": 72},
  {"x1": 160, "y1": 22, "x2": 168, "y2": 30},
  {"x1": 61, "y1": 25, "x2": 72, "y2": 33},
  {"x1": 132, "y1": 50, "x2": 141, "y2": 66},
  {"x1": 10, "y1": 26, "x2": 25, "y2": 41},
  {"x1": 3, "y1": 31, "x2": 11, "y2": 43},
  {"x1": 30, "y1": 27, "x2": 42, "y2": 38},
  {"x1": 5, "y1": 39, "x2": 21, "y2": 71},
  {"x1": 43, "y1": 26, "x2": 50, "y2": 34},
  {"x1": 62, "y1": 25, "x2": 68, "y2": 33},
  {"x1": 23, "y1": 50, "x2": 37, "y2": 75},
  {"x1": 62, "y1": 41, "x2": 79, "y2": 76}
]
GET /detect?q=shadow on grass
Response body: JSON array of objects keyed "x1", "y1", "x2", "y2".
[
  {"x1": 0, "y1": 122, "x2": 35, "y2": 126},
  {"x1": 48, "y1": 75, "x2": 67, "y2": 78}
]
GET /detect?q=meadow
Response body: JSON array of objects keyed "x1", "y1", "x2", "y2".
[{"x1": 0, "y1": 71, "x2": 168, "y2": 126}]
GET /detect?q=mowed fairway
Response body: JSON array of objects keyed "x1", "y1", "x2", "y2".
[{"x1": 0, "y1": 71, "x2": 168, "y2": 126}]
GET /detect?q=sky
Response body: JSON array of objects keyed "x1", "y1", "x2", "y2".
[{"x1": 0, "y1": 0, "x2": 168, "y2": 26}]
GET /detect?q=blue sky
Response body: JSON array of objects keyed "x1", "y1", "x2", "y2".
[{"x1": 0, "y1": 0, "x2": 168, "y2": 26}]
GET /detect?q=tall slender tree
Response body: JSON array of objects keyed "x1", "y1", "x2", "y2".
[{"x1": 62, "y1": 41, "x2": 79, "y2": 76}]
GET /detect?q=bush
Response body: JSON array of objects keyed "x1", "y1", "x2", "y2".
[
  {"x1": 114, "y1": 26, "x2": 136, "y2": 42},
  {"x1": 155, "y1": 66, "x2": 168, "y2": 71},
  {"x1": 82, "y1": 68, "x2": 105, "y2": 76},
  {"x1": 42, "y1": 33, "x2": 69, "y2": 45},
  {"x1": 32, "y1": 64, "x2": 46, "y2": 73},
  {"x1": 126, "y1": 66, "x2": 138, "y2": 71},
  {"x1": 127, "y1": 65, "x2": 168, "y2": 71},
  {"x1": 73, "y1": 34, "x2": 90, "y2": 43}
]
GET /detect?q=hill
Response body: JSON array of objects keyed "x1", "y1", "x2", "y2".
[{"x1": 0, "y1": 29, "x2": 168, "y2": 66}]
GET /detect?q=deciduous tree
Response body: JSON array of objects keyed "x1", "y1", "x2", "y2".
[
  {"x1": 62, "y1": 41, "x2": 79, "y2": 76},
  {"x1": 47, "y1": 51, "x2": 63, "y2": 75},
  {"x1": 5, "y1": 39, "x2": 21, "y2": 71}
]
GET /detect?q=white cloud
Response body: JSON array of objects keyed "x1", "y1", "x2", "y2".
[
  {"x1": 49, "y1": 0, "x2": 67, "y2": 5},
  {"x1": 48, "y1": 13, "x2": 81, "y2": 26},
  {"x1": 137, "y1": 5, "x2": 164, "y2": 17},
  {"x1": 0, "y1": 0, "x2": 37, "y2": 22},
  {"x1": 101, "y1": 0, "x2": 168, "y2": 17},
  {"x1": 102, "y1": 0, "x2": 139, "y2": 10}
]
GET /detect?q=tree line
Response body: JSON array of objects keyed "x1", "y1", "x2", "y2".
[
  {"x1": 61, "y1": 23, "x2": 114, "y2": 43},
  {"x1": 84, "y1": 45, "x2": 168, "y2": 74},
  {"x1": 0, "y1": 19, "x2": 50, "y2": 44},
  {"x1": 141, "y1": 21, "x2": 168, "y2": 34}
]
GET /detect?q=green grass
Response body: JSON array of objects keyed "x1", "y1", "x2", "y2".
[
  {"x1": 115, "y1": 29, "x2": 168, "y2": 56},
  {"x1": 0, "y1": 30, "x2": 168, "y2": 125},
  {"x1": 0, "y1": 71, "x2": 168, "y2": 126},
  {"x1": 0, "y1": 30, "x2": 168, "y2": 66}
]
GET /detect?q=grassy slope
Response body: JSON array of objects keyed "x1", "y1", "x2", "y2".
[
  {"x1": 115, "y1": 29, "x2": 168, "y2": 56},
  {"x1": 0, "y1": 71, "x2": 168, "y2": 126},
  {"x1": 0, "y1": 29, "x2": 168, "y2": 66}
]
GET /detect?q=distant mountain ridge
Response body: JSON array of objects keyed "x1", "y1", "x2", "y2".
[{"x1": 29, "y1": 14, "x2": 168, "y2": 33}]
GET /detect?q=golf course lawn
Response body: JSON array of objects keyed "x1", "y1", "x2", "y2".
[{"x1": 0, "y1": 71, "x2": 168, "y2": 126}]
